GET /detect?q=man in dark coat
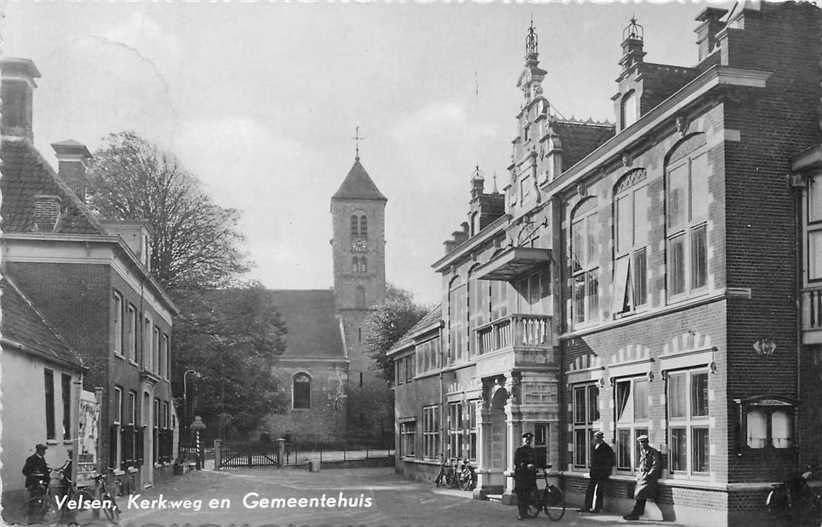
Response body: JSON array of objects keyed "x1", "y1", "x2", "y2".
[
  {"x1": 623, "y1": 435, "x2": 662, "y2": 520},
  {"x1": 514, "y1": 432, "x2": 538, "y2": 520},
  {"x1": 580, "y1": 431, "x2": 615, "y2": 513},
  {"x1": 22, "y1": 443, "x2": 50, "y2": 521}
]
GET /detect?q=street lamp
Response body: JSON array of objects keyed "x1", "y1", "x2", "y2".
[{"x1": 183, "y1": 369, "x2": 201, "y2": 445}]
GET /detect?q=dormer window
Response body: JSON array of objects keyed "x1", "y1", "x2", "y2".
[
  {"x1": 32, "y1": 194, "x2": 61, "y2": 232},
  {"x1": 621, "y1": 90, "x2": 638, "y2": 129}
]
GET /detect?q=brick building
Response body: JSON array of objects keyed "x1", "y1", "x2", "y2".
[
  {"x1": 0, "y1": 57, "x2": 179, "y2": 498},
  {"x1": 389, "y1": 4, "x2": 822, "y2": 526}
]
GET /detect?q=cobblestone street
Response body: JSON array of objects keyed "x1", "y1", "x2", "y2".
[{"x1": 104, "y1": 467, "x2": 675, "y2": 527}]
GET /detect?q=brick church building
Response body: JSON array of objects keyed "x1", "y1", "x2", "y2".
[
  {"x1": 257, "y1": 150, "x2": 389, "y2": 445},
  {"x1": 389, "y1": 3, "x2": 822, "y2": 526}
]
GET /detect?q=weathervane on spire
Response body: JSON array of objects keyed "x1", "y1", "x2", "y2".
[
  {"x1": 353, "y1": 126, "x2": 366, "y2": 161},
  {"x1": 623, "y1": 15, "x2": 644, "y2": 41},
  {"x1": 526, "y1": 17, "x2": 538, "y2": 58}
]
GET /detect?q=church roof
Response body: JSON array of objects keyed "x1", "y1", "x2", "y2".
[
  {"x1": 268, "y1": 290, "x2": 346, "y2": 360},
  {"x1": 331, "y1": 159, "x2": 387, "y2": 201},
  {"x1": 388, "y1": 304, "x2": 442, "y2": 356}
]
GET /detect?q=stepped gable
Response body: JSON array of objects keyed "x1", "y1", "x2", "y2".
[
  {"x1": 268, "y1": 290, "x2": 346, "y2": 359},
  {"x1": 331, "y1": 159, "x2": 387, "y2": 201},
  {"x1": 1, "y1": 140, "x2": 104, "y2": 235},
  {"x1": 1, "y1": 275, "x2": 83, "y2": 368},
  {"x1": 551, "y1": 119, "x2": 615, "y2": 169},
  {"x1": 390, "y1": 304, "x2": 442, "y2": 353}
]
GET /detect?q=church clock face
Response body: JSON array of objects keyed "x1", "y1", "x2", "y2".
[{"x1": 352, "y1": 238, "x2": 368, "y2": 252}]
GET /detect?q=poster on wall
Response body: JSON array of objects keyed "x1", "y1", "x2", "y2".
[{"x1": 76, "y1": 390, "x2": 100, "y2": 487}]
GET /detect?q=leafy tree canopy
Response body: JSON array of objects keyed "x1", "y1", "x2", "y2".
[
  {"x1": 172, "y1": 284, "x2": 288, "y2": 439},
  {"x1": 87, "y1": 131, "x2": 250, "y2": 289},
  {"x1": 364, "y1": 284, "x2": 430, "y2": 381}
]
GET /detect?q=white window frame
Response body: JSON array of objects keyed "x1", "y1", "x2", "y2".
[
  {"x1": 666, "y1": 144, "x2": 709, "y2": 301},
  {"x1": 614, "y1": 376, "x2": 650, "y2": 473},
  {"x1": 126, "y1": 304, "x2": 137, "y2": 362},
  {"x1": 422, "y1": 405, "x2": 440, "y2": 460},
  {"x1": 572, "y1": 382, "x2": 600, "y2": 469},
  {"x1": 806, "y1": 175, "x2": 822, "y2": 282},
  {"x1": 570, "y1": 199, "x2": 600, "y2": 326},
  {"x1": 448, "y1": 278, "x2": 467, "y2": 363},
  {"x1": 143, "y1": 316, "x2": 152, "y2": 370},
  {"x1": 666, "y1": 368, "x2": 710, "y2": 477},
  {"x1": 152, "y1": 326, "x2": 161, "y2": 374},
  {"x1": 613, "y1": 170, "x2": 648, "y2": 316},
  {"x1": 113, "y1": 387, "x2": 123, "y2": 468},
  {"x1": 447, "y1": 402, "x2": 464, "y2": 459},
  {"x1": 400, "y1": 420, "x2": 416, "y2": 458},
  {"x1": 113, "y1": 291, "x2": 123, "y2": 356}
]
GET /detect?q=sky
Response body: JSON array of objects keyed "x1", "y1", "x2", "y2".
[{"x1": 5, "y1": 1, "x2": 733, "y2": 304}]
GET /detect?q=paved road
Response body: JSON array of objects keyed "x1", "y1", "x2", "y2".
[{"x1": 107, "y1": 467, "x2": 673, "y2": 527}]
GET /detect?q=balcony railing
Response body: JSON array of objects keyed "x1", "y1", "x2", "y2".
[
  {"x1": 475, "y1": 314, "x2": 552, "y2": 355},
  {"x1": 802, "y1": 286, "x2": 822, "y2": 343}
]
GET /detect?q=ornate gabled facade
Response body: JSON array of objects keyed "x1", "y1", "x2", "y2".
[{"x1": 390, "y1": 4, "x2": 822, "y2": 526}]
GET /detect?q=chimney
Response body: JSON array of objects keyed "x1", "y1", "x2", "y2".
[
  {"x1": 32, "y1": 195, "x2": 62, "y2": 232},
  {"x1": 619, "y1": 18, "x2": 646, "y2": 73},
  {"x1": 695, "y1": 8, "x2": 728, "y2": 62},
  {"x1": 1, "y1": 58, "x2": 41, "y2": 141},
  {"x1": 470, "y1": 166, "x2": 485, "y2": 200},
  {"x1": 52, "y1": 140, "x2": 93, "y2": 202}
]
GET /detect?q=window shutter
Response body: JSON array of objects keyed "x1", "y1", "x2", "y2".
[{"x1": 611, "y1": 257, "x2": 631, "y2": 315}]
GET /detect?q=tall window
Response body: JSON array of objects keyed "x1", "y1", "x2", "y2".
[
  {"x1": 423, "y1": 405, "x2": 441, "y2": 459},
  {"x1": 807, "y1": 176, "x2": 822, "y2": 281},
  {"x1": 614, "y1": 169, "x2": 648, "y2": 316},
  {"x1": 447, "y1": 402, "x2": 463, "y2": 459},
  {"x1": 359, "y1": 215, "x2": 367, "y2": 237},
  {"x1": 144, "y1": 317, "x2": 152, "y2": 370},
  {"x1": 293, "y1": 373, "x2": 311, "y2": 409},
  {"x1": 448, "y1": 277, "x2": 467, "y2": 362},
  {"x1": 400, "y1": 421, "x2": 416, "y2": 457},
  {"x1": 666, "y1": 135, "x2": 709, "y2": 299},
  {"x1": 61, "y1": 374, "x2": 72, "y2": 440},
  {"x1": 469, "y1": 272, "x2": 488, "y2": 343},
  {"x1": 44, "y1": 369, "x2": 55, "y2": 440},
  {"x1": 667, "y1": 369, "x2": 710, "y2": 474},
  {"x1": 491, "y1": 280, "x2": 508, "y2": 321},
  {"x1": 571, "y1": 199, "x2": 600, "y2": 325},
  {"x1": 160, "y1": 334, "x2": 169, "y2": 379},
  {"x1": 353, "y1": 256, "x2": 367, "y2": 273},
  {"x1": 573, "y1": 383, "x2": 599, "y2": 467},
  {"x1": 112, "y1": 387, "x2": 123, "y2": 468},
  {"x1": 154, "y1": 398, "x2": 160, "y2": 464},
  {"x1": 621, "y1": 90, "x2": 637, "y2": 129},
  {"x1": 113, "y1": 291, "x2": 123, "y2": 355},
  {"x1": 534, "y1": 423, "x2": 549, "y2": 468},
  {"x1": 350, "y1": 215, "x2": 359, "y2": 236},
  {"x1": 615, "y1": 377, "x2": 649, "y2": 471},
  {"x1": 126, "y1": 305, "x2": 137, "y2": 362},
  {"x1": 516, "y1": 268, "x2": 549, "y2": 314},
  {"x1": 152, "y1": 327, "x2": 161, "y2": 374},
  {"x1": 467, "y1": 400, "x2": 478, "y2": 461}
]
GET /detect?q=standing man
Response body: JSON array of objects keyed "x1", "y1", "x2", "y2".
[
  {"x1": 514, "y1": 432, "x2": 538, "y2": 520},
  {"x1": 579, "y1": 431, "x2": 614, "y2": 513},
  {"x1": 22, "y1": 443, "x2": 50, "y2": 521},
  {"x1": 623, "y1": 435, "x2": 662, "y2": 521}
]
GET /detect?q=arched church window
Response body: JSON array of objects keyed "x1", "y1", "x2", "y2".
[
  {"x1": 293, "y1": 373, "x2": 311, "y2": 409},
  {"x1": 352, "y1": 256, "x2": 358, "y2": 273},
  {"x1": 360, "y1": 216, "x2": 368, "y2": 237},
  {"x1": 356, "y1": 286, "x2": 366, "y2": 308},
  {"x1": 351, "y1": 215, "x2": 359, "y2": 236}
]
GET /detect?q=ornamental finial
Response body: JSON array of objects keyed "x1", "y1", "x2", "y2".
[
  {"x1": 353, "y1": 126, "x2": 365, "y2": 161},
  {"x1": 525, "y1": 18, "x2": 538, "y2": 58},
  {"x1": 623, "y1": 16, "x2": 644, "y2": 41}
]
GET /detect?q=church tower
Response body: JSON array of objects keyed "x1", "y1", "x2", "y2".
[{"x1": 330, "y1": 142, "x2": 387, "y2": 382}]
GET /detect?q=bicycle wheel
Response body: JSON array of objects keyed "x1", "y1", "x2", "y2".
[
  {"x1": 23, "y1": 494, "x2": 59, "y2": 525},
  {"x1": 69, "y1": 489, "x2": 103, "y2": 524},
  {"x1": 102, "y1": 494, "x2": 120, "y2": 525},
  {"x1": 523, "y1": 489, "x2": 540, "y2": 518},
  {"x1": 542, "y1": 485, "x2": 566, "y2": 521}
]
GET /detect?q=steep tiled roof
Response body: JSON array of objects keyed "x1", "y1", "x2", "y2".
[
  {"x1": 1, "y1": 276, "x2": 83, "y2": 369},
  {"x1": 1, "y1": 139, "x2": 104, "y2": 234},
  {"x1": 553, "y1": 120, "x2": 616, "y2": 170},
  {"x1": 268, "y1": 290, "x2": 345, "y2": 359},
  {"x1": 331, "y1": 159, "x2": 387, "y2": 201},
  {"x1": 389, "y1": 304, "x2": 442, "y2": 355}
]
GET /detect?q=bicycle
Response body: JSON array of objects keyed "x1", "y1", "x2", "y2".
[
  {"x1": 58, "y1": 468, "x2": 121, "y2": 526},
  {"x1": 458, "y1": 459, "x2": 477, "y2": 491},
  {"x1": 766, "y1": 464, "x2": 822, "y2": 527},
  {"x1": 434, "y1": 457, "x2": 458, "y2": 489},
  {"x1": 524, "y1": 469, "x2": 566, "y2": 521},
  {"x1": 20, "y1": 468, "x2": 60, "y2": 524}
]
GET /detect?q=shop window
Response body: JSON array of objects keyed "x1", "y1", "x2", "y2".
[
  {"x1": 615, "y1": 377, "x2": 649, "y2": 471},
  {"x1": 573, "y1": 383, "x2": 600, "y2": 468},
  {"x1": 667, "y1": 369, "x2": 709, "y2": 475},
  {"x1": 293, "y1": 373, "x2": 311, "y2": 409}
]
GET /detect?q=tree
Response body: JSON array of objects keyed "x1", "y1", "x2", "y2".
[
  {"x1": 87, "y1": 131, "x2": 249, "y2": 289},
  {"x1": 172, "y1": 284, "x2": 288, "y2": 439},
  {"x1": 364, "y1": 284, "x2": 430, "y2": 381}
]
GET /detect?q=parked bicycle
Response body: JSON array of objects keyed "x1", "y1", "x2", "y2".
[
  {"x1": 766, "y1": 463, "x2": 822, "y2": 527},
  {"x1": 458, "y1": 459, "x2": 477, "y2": 491},
  {"x1": 21, "y1": 467, "x2": 61, "y2": 524},
  {"x1": 524, "y1": 469, "x2": 566, "y2": 521},
  {"x1": 434, "y1": 457, "x2": 458, "y2": 488}
]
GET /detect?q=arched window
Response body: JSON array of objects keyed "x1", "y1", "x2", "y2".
[
  {"x1": 468, "y1": 265, "x2": 488, "y2": 358},
  {"x1": 352, "y1": 256, "x2": 358, "y2": 273},
  {"x1": 666, "y1": 133, "x2": 709, "y2": 300},
  {"x1": 359, "y1": 216, "x2": 368, "y2": 237},
  {"x1": 350, "y1": 215, "x2": 359, "y2": 236},
  {"x1": 570, "y1": 198, "x2": 599, "y2": 324},
  {"x1": 355, "y1": 286, "x2": 366, "y2": 308},
  {"x1": 621, "y1": 90, "x2": 637, "y2": 129},
  {"x1": 613, "y1": 169, "x2": 648, "y2": 316},
  {"x1": 360, "y1": 257, "x2": 368, "y2": 273},
  {"x1": 293, "y1": 373, "x2": 311, "y2": 409}
]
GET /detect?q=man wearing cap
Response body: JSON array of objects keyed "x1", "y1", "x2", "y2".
[
  {"x1": 623, "y1": 435, "x2": 662, "y2": 521},
  {"x1": 22, "y1": 443, "x2": 50, "y2": 521},
  {"x1": 579, "y1": 431, "x2": 615, "y2": 513},
  {"x1": 514, "y1": 432, "x2": 538, "y2": 520}
]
